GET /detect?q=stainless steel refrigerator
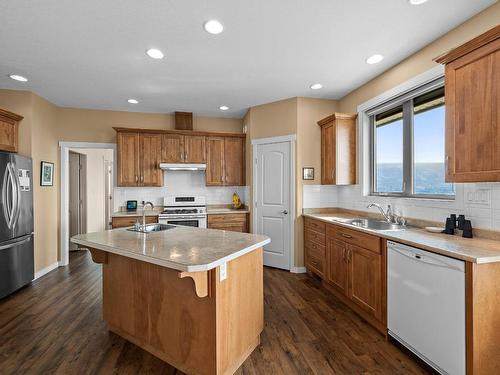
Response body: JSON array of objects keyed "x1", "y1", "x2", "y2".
[{"x1": 0, "y1": 152, "x2": 34, "y2": 299}]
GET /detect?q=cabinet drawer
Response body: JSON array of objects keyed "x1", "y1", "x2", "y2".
[
  {"x1": 208, "y1": 222, "x2": 248, "y2": 233},
  {"x1": 208, "y1": 213, "x2": 247, "y2": 224},
  {"x1": 304, "y1": 218, "x2": 326, "y2": 233},
  {"x1": 304, "y1": 229, "x2": 326, "y2": 246},
  {"x1": 306, "y1": 253, "x2": 324, "y2": 277},
  {"x1": 305, "y1": 241, "x2": 325, "y2": 260},
  {"x1": 112, "y1": 216, "x2": 158, "y2": 228},
  {"x1": 327, "y1": 224, "x2": 381, "y2": 254}
]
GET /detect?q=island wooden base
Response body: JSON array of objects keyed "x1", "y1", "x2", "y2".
[{"x1": 89, "y1": 247, "x2": 264, "y2": 375}]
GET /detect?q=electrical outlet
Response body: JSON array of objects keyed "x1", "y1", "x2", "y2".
[{"x1": 220, "y1": 262, "x2": 227, "y2": 281}]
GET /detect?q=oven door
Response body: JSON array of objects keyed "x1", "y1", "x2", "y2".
[{"x1": 159, "y1": 215, "x2": 207, "y2": 228}]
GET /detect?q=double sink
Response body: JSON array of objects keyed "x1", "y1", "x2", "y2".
[{"x1": 326, "y1": 217, "x2": 406, "y2": 231}]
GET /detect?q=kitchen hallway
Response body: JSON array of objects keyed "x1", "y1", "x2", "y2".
[{"x1": 0, "y1": 251, "x2": 427, "y2": 374}]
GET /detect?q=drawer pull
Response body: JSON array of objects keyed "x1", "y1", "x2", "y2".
[{"x1": 341, "y1": 233, "x2": 352, "y2": 239}]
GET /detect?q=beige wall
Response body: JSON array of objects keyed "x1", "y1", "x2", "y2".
[
  {"x1": 0, "y1": 89, "x2": 243, "y2": 273},
  {"x1": 339, "y1": 2, "x2": 500, "y2": 113}
]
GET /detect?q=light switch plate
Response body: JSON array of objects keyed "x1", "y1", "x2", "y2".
[{"x1": 220, "y1": 262, "x2": 227, "y2": 281}]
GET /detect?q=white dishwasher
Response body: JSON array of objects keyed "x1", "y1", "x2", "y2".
[{"x1": 387, "y1": 241, "x2": 465, "y2": 375}]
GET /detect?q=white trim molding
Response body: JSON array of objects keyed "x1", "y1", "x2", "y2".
[
  {"x1": 290, "y1": 267, "x2": 307, "y2": 274},
  {"x1": 252, "y1": 134, "x2": 296, "y2": 272},
  {"x1": 59, "y1": 141, "x2": 117, "y2": 266},
  {"x1": 34, "y1": 262, "x2": 59, "y2": 280}
]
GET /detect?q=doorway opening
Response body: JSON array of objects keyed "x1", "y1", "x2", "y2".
[{"x1": 60, "y1": 142, "x2": 116, "y2": 266}]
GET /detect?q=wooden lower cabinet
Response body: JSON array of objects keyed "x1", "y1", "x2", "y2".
[
  {"x1": 348, "y1": 244, "x2": 383, "y2": 322},
  {"x1": 305, "y1": 217, "x2": 386, "y2": 333},
  {"x1": 208, "y1": 213, "x2": 249, "y2": 233},
  {"x1": 111, "y1": 215, "x2": 158, "y2": 229},
  {"x1": 326, "y1": 238, "x2": 348, "y2": 295}
]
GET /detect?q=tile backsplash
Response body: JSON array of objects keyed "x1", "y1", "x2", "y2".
[
  {"x1": 114, "y1": 171, "x2": 246, "y2": 211},
  {"x1": 303, "y1": 182, "x2": 500, "y2": 231}
]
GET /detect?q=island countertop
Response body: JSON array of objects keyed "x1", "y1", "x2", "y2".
[{"x1": 71, "y1": 226, "x2": 270, "y2": 272}]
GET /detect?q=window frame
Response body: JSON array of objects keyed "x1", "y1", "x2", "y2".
[{"x1": 369, "y1": 78, "x2": 454, "y2": 200}]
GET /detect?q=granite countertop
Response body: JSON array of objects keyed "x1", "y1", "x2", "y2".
[
  {"x1": 207, "y1": 206, "x2": 250, "y2": 214},
  {"x1": 304, "y1": 212, "x2": 500, "y2": 264},
  {"x1": 71, "y1": 226, "x2": 270, "y2": 272},
  {"x1": 111, "y1": 209, "x2": 163, "y2": 218}
]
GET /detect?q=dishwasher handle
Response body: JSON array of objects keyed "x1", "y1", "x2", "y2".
[{"x1": 389, "y1": 244, "x2": 464, "y2": 273}]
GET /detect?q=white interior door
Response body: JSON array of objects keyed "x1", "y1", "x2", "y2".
[{"x1": 255, "y1": 141, "x2": 291, "y2": 270}]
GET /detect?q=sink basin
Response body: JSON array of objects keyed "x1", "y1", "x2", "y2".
[
  {"x1": 341, "y1": 218, "x2": 405, "y2": 231},
  {"x1": 127, "y1": 223, "x2": 176, "y2": 233}
]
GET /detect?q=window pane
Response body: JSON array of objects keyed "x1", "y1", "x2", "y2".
[
  {"x1": 374, "y1": 106, "x2": 403, "y2": 193},
  {"x1": 413, "y1": 87, "x2": 454, "y2": 195}
]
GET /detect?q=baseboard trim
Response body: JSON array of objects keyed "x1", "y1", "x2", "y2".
[
  {"x1": 290, "y1": 267, "x2": 307, "y2": 274},
  {"x1": 34, "y1": 262, "x2": 59, "y2": 280}
]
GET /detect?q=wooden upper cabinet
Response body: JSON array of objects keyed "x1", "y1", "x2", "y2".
[
  {"x1": 162, "y1": 134, "x2": 206, "y2": 163},
  {"x1": 318, "y1": 112, "x2": 357, "y2": 185},
  {"x1": 435, "y1": 26, "x2": 500, "y2": 182},
  {"x1": 184, "y1": 135, "x2": 206, "y2": 163},
  {"x1": 206, "y1": 137, "x2": 225, "y2": 185},
  {"x1": 224, "y1": 137, "x2": 245, "y2": 186},
  {"x1": 0, "y1": 108, "x2": 23, "y2": 153},
  {"x1": 140, "y1": 133, "x2": 163, "y2": 187},
  {"x1": 117, "y1": 132, "x2": 140, "y2": 186},
  {"x1": 162, "y1": 134, "x2": 183, "y2": 163}
]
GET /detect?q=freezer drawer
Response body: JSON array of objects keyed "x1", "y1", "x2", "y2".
[
  {"x1": 0, "y1": 234, "x2": 34, "y2": 299},
  {"x1": 388, "y1": 241, "x2": 465, "y2": 375}
]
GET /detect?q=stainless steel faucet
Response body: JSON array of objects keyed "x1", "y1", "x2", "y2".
[
  {"x1": 367, "y1": 203, "x2": 393, "y2": 223},
  {"x1": 143, "y1": 201, "x2": 154, "y2": 227}
]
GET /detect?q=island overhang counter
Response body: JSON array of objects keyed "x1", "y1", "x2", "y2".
[{"x1": 72, "y1": 225, "x2": 271, "y2": 375}]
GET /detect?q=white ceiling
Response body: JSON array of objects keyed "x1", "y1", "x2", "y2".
[{"x1": 0, "y1": 0, "x2": 495, "y2": 118}]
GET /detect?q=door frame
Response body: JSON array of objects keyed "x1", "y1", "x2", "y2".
[
  {"x1": 59, "y1": 141, "x2": 116, "y2": 266},
  {"x1": 251, "y1": 134, "x2": 296, "y2": 272}
]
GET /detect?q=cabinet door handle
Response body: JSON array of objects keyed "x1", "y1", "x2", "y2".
[
  {"x1": 342, "y1": 248, "x2": 347, "y2": 263},
  {"x1": 180, "y1": 152, "x2": 184, "y2": 161},
  {"x1": 184, "y1": 151, "x2": 188, "y2": 160},
  {"x1": 445, "y1": 155, "x2": 450, "y2": 174},
  {"x1": 135, "y1": 175, "x2": 138, "y2": 183},
  {"x1": 341, "y1": 233, "x2": 352, "y2": 239},
  {"x1": 332, "y1": 168, "x2": 335, "y2": 179},
  {"x1": 221, "y1": 175, "x2": 224, "y2": 182},
  {"x1": 140, "y1": 175, "x2": 144, "y2": 183},
  {"x1": 225, "y1": 175, "x2": 228, "y2": 183}
]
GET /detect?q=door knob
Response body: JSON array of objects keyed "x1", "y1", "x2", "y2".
[{"x1": 281, "y1": 210, "x2": 288, "y2": 215}]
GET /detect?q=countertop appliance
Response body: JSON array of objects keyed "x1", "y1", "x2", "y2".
[
  {"x1": 0, "y1": 152, "x2": 34, "y2": 299},
  {"x1": 126, "y1": 200, "x2": 137, "y2": 211},
  {"x1": 388, "y1": 241, "x2": 465, "y2": 375},
  {"x1": 158, "y1": 196, "x2": 207, "y2": 228}
]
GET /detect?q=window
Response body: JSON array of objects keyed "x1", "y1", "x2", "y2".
[{"x1": 371, "y1": 83, "x2": 454, "y2": 198}]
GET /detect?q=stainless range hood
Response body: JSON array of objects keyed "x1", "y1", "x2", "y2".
[{"x1": 159, "y1": 163, "x2": 206, "y2": 171}]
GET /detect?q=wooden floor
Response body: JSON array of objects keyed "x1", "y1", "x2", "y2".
[{"x1": 0, "y1": 251, "x2": 428, "y2": 374}]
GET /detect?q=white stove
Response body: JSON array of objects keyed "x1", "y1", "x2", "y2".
[{"x1": 158, "y1": 196, "x2": 207, "y2": 228}]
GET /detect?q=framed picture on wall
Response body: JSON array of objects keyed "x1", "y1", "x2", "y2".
[
  {"x1": 303, "y1": 167, "x2": 314, "y2": 180},
  {"x1": 40, "y1": 161, "x2": 54, "y2": 186}
]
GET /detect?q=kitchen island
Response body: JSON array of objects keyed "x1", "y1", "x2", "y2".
[{"x1": 72, "y1": 225, "x2": 270, "y2": 375}]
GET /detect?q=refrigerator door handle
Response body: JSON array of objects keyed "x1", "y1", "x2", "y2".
[
  {"x1": 0, "y1": 233, "x2": 32, "y2": 251},
  {"x1": 11, "y1": 163, "x2": 21, "y2": 229},
  {"x1": 2, "y1": 162, "x2": 14, "y2": 228}
]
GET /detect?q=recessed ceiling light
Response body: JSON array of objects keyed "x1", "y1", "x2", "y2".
[
  {"x1": 310, "y1": 83, "x2": 323, "y2": 90},
  {"x1": 219, "y1": 105, "x2": 229, "y2": 111},
  {"x1": 408, "y1": 0, "x2": 429, "y2": 4},
  {"x1": 366, "y1": 54, "x2": 384, "y2": 64},
  {"x1": 146, "y1": 48, "x2": 164, "y2": 59},
  {"x1": 9, "y1": 74, "x2": 28, "y2": 82},
  {"x1": 204, "y1": 20, "x2": 224, "y2": 35},
  {"x1": 127, "y1": 99, "x2": 139, "y2": 104}
]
